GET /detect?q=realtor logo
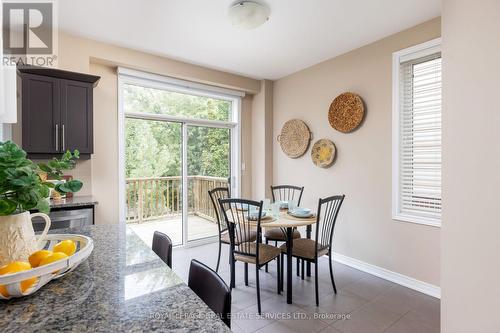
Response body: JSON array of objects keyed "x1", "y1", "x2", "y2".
[{"x1": 2, "y1": 0, "x2": 57, "y2": 67}]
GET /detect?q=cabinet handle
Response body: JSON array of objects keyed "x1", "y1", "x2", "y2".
[
  {"x1": 55, "y1": 124, "x2": 59, "y2": 151},
  {"x1": 62, "y1": 124, "x2": 66, "y2": 151}
]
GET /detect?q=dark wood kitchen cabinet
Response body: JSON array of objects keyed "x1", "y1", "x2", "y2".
[{"x1": 18, "y1": 66, "x2": 100, "y2": 158}]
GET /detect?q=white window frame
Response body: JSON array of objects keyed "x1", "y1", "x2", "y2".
[
  {"x1": 392, "y1": 38, "x2": 442, "y2": 227},
  {"x1": 117, "y1": 68, "x2": 243, "y2": 246}
]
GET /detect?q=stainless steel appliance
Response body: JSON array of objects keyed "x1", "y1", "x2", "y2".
[{"x1": 32, "y1": 208, "x2": 94, "y2": 232}]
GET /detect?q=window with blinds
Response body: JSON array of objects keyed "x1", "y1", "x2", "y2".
[{"x1": 393, "y1": 39, "x2": 442, "y2": 226}]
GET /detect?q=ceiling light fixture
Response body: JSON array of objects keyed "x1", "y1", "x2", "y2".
[{"x1": 228, "y1": 1, "x2": 270, "y2": 29}]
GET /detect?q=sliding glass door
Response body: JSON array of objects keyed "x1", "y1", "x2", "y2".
[
  {"x1": 124, "y1": 118, "x2": 183, "y2": 245},
  {"x1": 120, "y1": 70, "x2": 240, "y2": 246},
  {"x1": 187, "y1": 126, "x2": 231, "y2": 242}
]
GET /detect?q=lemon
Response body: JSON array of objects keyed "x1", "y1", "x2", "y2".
[
  {"x1": 29, "y1": 250, "x2": 53, "y2": 267},
  {"x1": 39, "y1": 252, "x2": 69, "y2": 274},
  {"x1": 53, "y1": 240, "x2": 76, "y2": 256},
  {"x1": 0, "y1": 261, "x2": 37, "y2": 296}
]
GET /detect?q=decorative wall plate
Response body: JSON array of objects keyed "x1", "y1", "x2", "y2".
[
  {"x1": 277, "y1": 119, "x2": 311, "y2": 158},
  {"x1": 311, "y1": 139, "x2": 336, "y2": 168},
  {"x1": 328, "y1": 92, "x2": 365, "y2": 133}
]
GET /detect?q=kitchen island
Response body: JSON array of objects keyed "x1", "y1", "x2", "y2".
[{"x1": 0, "y1": 224, "x2": 230, "y2": 332}]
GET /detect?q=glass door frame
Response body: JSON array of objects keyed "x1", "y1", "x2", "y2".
[{"x1": 118, "y1": 68, "x2": 242, "y2": 247}]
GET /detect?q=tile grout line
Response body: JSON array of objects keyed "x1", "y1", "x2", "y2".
[{"x1": 381, "y1": 309, "x2": 411, "y2": 333}]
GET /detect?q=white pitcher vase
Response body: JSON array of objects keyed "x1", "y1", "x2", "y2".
[{"x1": 0, "y1": 211, "x2": 51, "y2": 266}]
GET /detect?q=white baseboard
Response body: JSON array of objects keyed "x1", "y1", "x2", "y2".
[{"x1": 332, "y1": 252, "x2": 441, "y2": 299}]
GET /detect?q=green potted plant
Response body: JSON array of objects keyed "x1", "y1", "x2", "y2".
[
  {"x1": 38, "y1": 150, "x2": 83, "y2": 200},
  {"x1": 0, "y1": 141, "x2": 82, "y2": 265}
]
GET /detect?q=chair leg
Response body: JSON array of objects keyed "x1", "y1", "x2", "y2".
[
  {"x1": 265, "y1": 239, "x2": 269, "y2": 272},
  {"x1": 230, "y1": 252, "x2": 236, "y2": 289},
  {"x1": 215, "y1": 240, "x2": 222, "y2": 273},
  {"x1": 276, "y1": 256, "x2": 281, "y2": 294},
  {"x1": 280, "y1": 253, "x2": 284, "y2": 292},
  {"x1": 315, "y1": 259, "x2": 319, "y2": 306},
  {"x1": 296, "y1": 258, "x2": 300, "y2": 276},
  {"x1": 329, "y1": 253, "x2": 337, "y2": 294},
  {"x1": 256, "y1": 266, "x2": 262, "y2": 314},
  {"x1": 244, "y1": 263, "x2": 249, "y2": 286},
  {"x1": 301, "y1": 259, "x2": 305, "y2": 280}
]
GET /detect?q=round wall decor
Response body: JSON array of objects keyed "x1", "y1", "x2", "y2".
[
  {"x1": 328, "y1": 92, "x2": 365, "y2": 133},
  {"x1": 277, "y1": 119, "x2": 311, "y2": 158},
  {"x1": 311, "y1": 139, "x2": 336, "y2": 168}
]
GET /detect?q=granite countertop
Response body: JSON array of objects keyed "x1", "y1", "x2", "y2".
[
  {"x1": 0, "y1": 225, "x2": 230, "y2": 333},
  {"x1": 49, "y1": 195, "x2": 98, "y2": 209}
]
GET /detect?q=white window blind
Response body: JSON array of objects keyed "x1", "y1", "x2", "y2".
[{"x1": 393, "y1": 41, "x2": 442, "y2": 226}]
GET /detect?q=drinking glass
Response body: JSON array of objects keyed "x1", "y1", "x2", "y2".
[
  {"x1": 288, "y1": 199, "x2": 297, "y2": 212},
  {"x1": 271, "y1": 203, "x2": 280, "y2": 218},
  {"x1": 263, "y1": 198, "x2": 271, "y2": 211}
]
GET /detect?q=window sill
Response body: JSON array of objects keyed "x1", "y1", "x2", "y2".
[{"x1": 392, "y1": 213, "x2": 441, "y2": 228}]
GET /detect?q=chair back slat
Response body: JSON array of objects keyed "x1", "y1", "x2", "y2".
[
  {"x1": 270, "y1": 185, "x2": 304, "y2": 206},
  {"x1": 208, "y1": 187, "x2": 230, "y2": 233},
  {"x1": 315, "y1": 195, "x2": 345, "y2": 254},
  {"x1": 219, "y1": 198, "x2": 263, "y2": 259}
]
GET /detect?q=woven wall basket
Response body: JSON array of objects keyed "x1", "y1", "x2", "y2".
[
  {"x1": 328, "y1": 92, "x2": 365, "y2": 133},
  {"x1": 311, "y1": 139, "x2": 336, "y2": 168},
  {"x1": 277, "y1": 119, "x2": 311, "y2": 158}
]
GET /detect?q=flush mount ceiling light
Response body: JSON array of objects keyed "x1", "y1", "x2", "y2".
[{"x1": 228, "y1": 1, "x2": 270, "y2": 29}]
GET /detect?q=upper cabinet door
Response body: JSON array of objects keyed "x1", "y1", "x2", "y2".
[
  {"x1": 60, "y1": 80, "x2": 93, "y2": 154},
  {"x1": 21, "y1": 74, "x2": 61, "y2": 153}
]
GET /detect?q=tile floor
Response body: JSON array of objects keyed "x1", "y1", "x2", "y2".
[{"x1": 172, "y1": 242, "x2": 440, "y2": 333}]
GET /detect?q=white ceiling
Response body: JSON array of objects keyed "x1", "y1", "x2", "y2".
[{"x1": 58, "y1": 0, "x2": 440, "y2": 80}]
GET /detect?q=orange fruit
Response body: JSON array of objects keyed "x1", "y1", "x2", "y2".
[
  {"x1": 0, "y1": 261, "x2": 37, "y2": 296},
  {"x1": 53, "y1": 240, "x2": 76, "y2": 256},
  {"x1": 29, "y1": 250, "x2": 53, "y2": 267},
  {"x1": 0, "y1": 285, "x2": 8, "y2": 298},
  {"x1": 39, "y1": 252, "x2": 69, "y2": 274}
]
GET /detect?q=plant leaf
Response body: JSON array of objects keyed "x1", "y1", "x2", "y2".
[
  {"x1": 0, "y1": 199, "x2": 18, "y2": 215},
  {"x1": 36, "y1": 198, "x2": 50, "y2": 214},
  {"x1": 56, "y1": 180, "x2": 83, "y2": 193}
]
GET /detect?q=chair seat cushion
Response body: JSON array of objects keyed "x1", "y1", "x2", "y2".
[
  {"x1": 234, "y1": 243, "x2": 281, "y2": 265},
  {"x1": 220, "y1": 230, "x2": 257, "y2": 245},
  {"x1": 264, "y1": 228, "x2": 301, "y2": 241},
  {"x1": 280, "y1": 238, "x2": 329, "y2": 259}
]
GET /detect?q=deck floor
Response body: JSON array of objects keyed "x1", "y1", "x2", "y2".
[{"x1": 128, "y1": 215, "x2": 219, "y2": 246}]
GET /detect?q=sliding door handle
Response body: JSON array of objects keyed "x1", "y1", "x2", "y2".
[{"x1": 55, "y1": 124, "x2": 59, "y2": 151}]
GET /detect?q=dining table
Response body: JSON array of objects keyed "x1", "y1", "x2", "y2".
[
  {"x1": 0, "y1": 224, "x2": 230, "y2": 333},
  {"x1": 249, "y1": 210, "x2": 317, "y2": 304}
]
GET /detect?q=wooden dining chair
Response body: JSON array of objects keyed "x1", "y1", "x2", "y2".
[
  {"x1": 219, "y1": 198, "x2": 281, "y2": 314},
  {"x1": 265, "y1": 185, "x2": 304, "y2": 273},
  {"x1": 152, "y1": 231, "x2": 172, "y2": 268},
  {"x1": 209, "y1": 187, "x2": 258, "y2": 273},
  {"x1": 279, "y1": 195, "x2": 345, "y2": 306},
  {"x1": 188, "y1": 259, "x2": 232, "y2": 327}
]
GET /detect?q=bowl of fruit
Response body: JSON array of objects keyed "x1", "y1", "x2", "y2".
[{"x1": 0, "y1": 234, "x2": 93, "y2": 300}]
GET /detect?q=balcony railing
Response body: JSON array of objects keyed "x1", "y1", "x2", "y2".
[{"x1": 126, "y1": 176, "x2": 229, "y2": 224}]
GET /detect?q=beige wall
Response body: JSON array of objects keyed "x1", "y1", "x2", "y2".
[
  {"x1": 13, "y1": 31, "x2": 260, "y2": 224},
  {"x1": 252, "y1": 80, "x2": 274, "y2": 200},
  {"x1": 272, "y1": 18, "x2": 441, "y2": 286},
  {"x1": 441, "y1": 1, "x2": 500, "y2": 332}
]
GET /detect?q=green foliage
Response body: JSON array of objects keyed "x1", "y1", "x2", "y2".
[
  {"x1": 0, "y1": 141, "x2": 51, "y2": 215},
  {"x1": 0, "y1": 141, "x2": 83, "y2": 216},
  {"x1": 38, "y1": 150, "x2": 83, "y2": 194},
  {"x1": 124, "y1": 84, "x2": 231, "y2": 179}
]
